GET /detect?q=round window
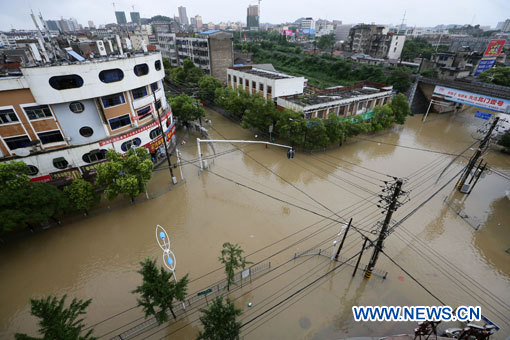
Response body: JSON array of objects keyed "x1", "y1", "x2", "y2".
[
  {"x1": 69, "y1": 101, "x2": 85, "y2": 113},
  {"x1": 26, "y1": 165, "x2": 39, "y2": 176},
  {"x1": 79, "y1": 126, "x2": 94, "y2": 137}
]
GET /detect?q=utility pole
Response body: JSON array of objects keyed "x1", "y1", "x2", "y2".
[
  {"x1": 334, "y1": 218, "x2": 352, "y2": 261},
  {"x1": 365, "y1": 179, "x2": 403, "y2": 280},
  {"x1": 456, "y1": 117, "x2": 499, "y2": 192},
  {"x1": 153, "y1": 91, "x2": 176, "y2": 184}
]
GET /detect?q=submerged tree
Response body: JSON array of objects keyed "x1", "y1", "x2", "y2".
[
  {"x1": 15, "y1": 295, "x2": 95, "y2": 340},
  {"x1": 196, "y1": 297, "x2": 242, "y2": 340},
  {"x1": 390, "y1": 93, "x2": 411, "y2": 124},
  {"x1": 218, "y1": 242, "x2": 251, "y2": 291},
  {"x1": 63, "y1": 179, "x2": 99, "y2": 215},
  {"x1": 95, "y1": 148, "x2": 153, "y2": 203},
  {"x1": 132, "y1": 258, "x2": 189, "y2": 323}
]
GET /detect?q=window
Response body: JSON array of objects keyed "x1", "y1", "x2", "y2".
[
  {"x1": 49, "y1": 75, "x2": 84, "y2": 90},
  {"x1": 26, "y1": 165, "x2": 39, "y2": 176},
  {"x1": 134, "y1": 63, "x2": 149, "y2": 76},
  {"x1": 108, "y1": 114, "x2": 131, "y2": 130},
  {"x1": 149, "y1": 127, "x2": 161, "y2": 140},
  {"x1": 79, "y1": 126, "x2": 94, "y2": 137},
  {"x1": 101, "y1": 93, "x2": 125, "y2": 108},
  {"x1": 69, "y1": 101, "x2": 84, "y2": 113},
  {"x1": 37, "y1": 130, "x2": 64, "y2": 144},
  {"x1": 136, "y1": 106, "x2": 152, "y2": 120},
  {"x1": 238, "y1": 78, "x2": 243, "y2": 86},
  {"x1": 245, "y1": 79, "x2": 249, "y2": 87},
  {"x1": 99, "y1": 69, "x2": 124, "y2": 83},
  {"x1": 155, "y1": 60, "x2": 162, "y2": 71},
  {"x1": 24, "y1": 105, "x2": 52, "y2": 120},
  {"x1": 234, "y1": 76, "x2": 237, "y2": 83},
  {"x1": 132, "y1": 86, "x2": 148, "y2": 99},
  {"x1": 267, "y1": 86, "x2": 272, "y2": 94},
  {"x1": 0, "y1": 109, "x2": 19, "y2": 124},
  {"x1": 82, "y1": 149, "x2": 107, "y2": 163},
  {"x1": 259, "y1": 83, "x2": 264, "y2": 91},
  {"x1": 252, "y1": 81, "x2": 256, "y2": 89},
  {"x1": 53, "y1": 157, "x2": 69, "y2": 169},
  {"x1": 120, "y1": 137, "x2": 142, "y2": 152},
  {"x1": 151, "y1": 82, "x2": 159, "y2": 92},
  {"x1": 228, "y1": 75, "x2": 231, "y2": 82},
  {"x1": 4, "y1": 135, "x2": 30, "y2": 150},
  {"x1": 155, "y1": 100, "x2": 162, "y2": 111}
]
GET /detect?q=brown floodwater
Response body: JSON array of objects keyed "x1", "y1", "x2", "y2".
[{"x1": 1, "y1": 107, "x2": 509, "y2": 339}]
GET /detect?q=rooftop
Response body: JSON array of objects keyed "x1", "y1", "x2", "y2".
[
  {"x1": 230, "y1": 66, "x2": 293, "y2": 80},
  {"x1": 283, "y1": 81, "x2": 392, "y2": 107}
]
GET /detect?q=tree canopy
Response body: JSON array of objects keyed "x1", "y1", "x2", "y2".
[
  {"x1": 197, "y1": 297, "x2": 242, "y2": 340},
  {"x1": 316, "y1": 34, "x2": 336, "y2": 52},
  {"x1": 477, "y1": 66, "x2": 510, "y2": 87},
  {"x1": 15, "y1": 295, "x2": 95, "y2": 340},
  {"x1": 168, "y1": 93, "x2": 205, "y2": 125},
  {"x1": 95, "y1": 148, "x2": 153, "y2": 203},
  {"x1": 64, "y1": 179, "x2": 99, "y2": 214},
  {"x1": 132, "y1": 258, "x2": 189, "y2": 324},
  {"x1": 218, "y1": 242, "x2": 251, "y2": 291},
  {"x1": 198, "y1": 76, "x2": 223, "y2": 102}
]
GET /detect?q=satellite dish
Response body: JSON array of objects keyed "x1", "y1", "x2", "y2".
[{"x1": 13, "y1": 149, "x2": 30, "y2": 157}]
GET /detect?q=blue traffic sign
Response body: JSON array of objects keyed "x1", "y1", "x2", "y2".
[{"x1": 474, "y1": 111, "x2": 492, "y2": 120}]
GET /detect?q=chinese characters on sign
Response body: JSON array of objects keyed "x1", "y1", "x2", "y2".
[
  {"x1": 474, "y1": 58, "x2": 496, "y2": 76},
  {"x1": 433, "y1": 86, "x2": 509, "y2": 113},
  {"x1": 483, "y1": 40, "x2": 505, "y2": 57}
]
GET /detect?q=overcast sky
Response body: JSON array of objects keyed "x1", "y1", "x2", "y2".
[{"x1": 1, "y1": 0, "x2": 509, "y2": 31}]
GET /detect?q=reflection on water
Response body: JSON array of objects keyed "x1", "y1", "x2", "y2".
[{"x1": 0, "y1": 108, "x2": 509, "y2": 339}]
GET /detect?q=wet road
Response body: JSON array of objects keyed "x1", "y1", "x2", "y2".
[{"x1": 1, "y1": 108, "x2": 509, "y2": 339}]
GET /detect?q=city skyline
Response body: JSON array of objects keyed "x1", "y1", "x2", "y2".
[{"x1": 1, "y1": 0, "x2": 509, "y2": 31}]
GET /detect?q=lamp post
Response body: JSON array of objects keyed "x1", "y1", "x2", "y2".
[{"x1": 155, "y1": 224, "x2": 185, "y2": 309}]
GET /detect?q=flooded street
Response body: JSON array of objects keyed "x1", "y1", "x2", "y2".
[{"x1": 1, "y1": 107, "x2": 509, "y2": 339}]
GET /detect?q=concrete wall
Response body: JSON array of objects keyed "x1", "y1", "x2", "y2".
[
  {"x1": 51, "y1": 99, "x2": 107, "y2": 145},
  {"x1": 387, "y1": 35, "x2": 405, "y2": 60},
  {"x1": 208, "y1": 33, "x2": 233, "y2": 83}
]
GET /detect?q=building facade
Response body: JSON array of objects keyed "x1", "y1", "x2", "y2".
[
  {"x1": 178, "y1": 6, "x2": 189, "y2": 26},
  {"x1": 277, "y1": 81, "x2": 393, "y2": 121},
  {"x1": 227, "y1": 66, "x2": 306, "y2": 100},
  {"x1": 130, "y1": 12, "x2": 141, "y2": 25},
  {"x1": 348, "y1": 24, "x2": 405, "y2": 59},
  {"x1": 115, "y1": 11, "x2": 127, "y2": 25},
  {"x1": 0, "y1": 52, "x2": 175, "y2": 182},
  {"x1": 174, "y1": 31, "x2": 233, "y2": 82},
  {"x1": 247, "y1": 5, "x2": 259, "y2": 30}
]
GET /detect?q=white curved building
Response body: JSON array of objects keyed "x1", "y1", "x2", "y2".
[{"x1": 0, "y1": 52, "x2": 174, "y2": 182}]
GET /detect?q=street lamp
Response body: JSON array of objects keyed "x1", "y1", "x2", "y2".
[{"x1": 155, "y1": 224, "x2": 185, "y2": 309}]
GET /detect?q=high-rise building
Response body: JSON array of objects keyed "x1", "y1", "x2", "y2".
[
  {"x1": 195, "y1": 15, "x2": 203, "y2": 30},
  {"x1": 247, "y1": 5, "x2": 259, "y2": 30},
  {"x1": 178, "y1": 6, "x2": 189, "y2": 26},
  {"x1": 502, "y1": 19, "x2": 510, "y2": 32},
  {"x1": 130, "y1": 12, "x2": 141, "y2": 25},
  {"x1": 45, "y1": 20, "x2": 61, "y2": 31},
  {"x1": 88, "y1": 20, "x2": 95, "y2": 29},
  {"x1": 115, "y1": 11, "x2": 127, "y2": 25}
]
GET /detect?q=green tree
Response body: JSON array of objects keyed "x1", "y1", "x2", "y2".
[
  {"x1": 15, "y1": 295, "x2": 95, "y2": 340},
  {"x1": 132, "y1": 258, "x2": 189, "y2": 323},
  {"x1": 477, "y1": 66, "x2": 510, "y2": 87},
  {"x1": 370, "y1": 105, "x2": 395, "y2": 131},
  {"x1": 64, "y1": 179, "x2": 99, "y2": 215},
  {"x1": 96, "y1": 148, "x2": 153, "y2": 203},
  {"x1": 390, "y1": 93, "x2": 411, "y2": 124},
  {"x1": 387, "y1": 68, "x2": 412, "y2": 93},
  {"x1": 198, "y1": 76, "x2": 223, "y2": 102},
  {"x1": 1, "y1": 162, "x2": 70, "y2": 234},
  {"x1": 218, "y1": 242, "x2": 251, "y2": 291},
  {"x1": 316, "y1": 34, "x2": 336, "y2": 53},
  {"x1": 420, "y1": 69, "x2": 438, "y2": 78},
  {"x1": 324, "y1": 114, "x2": 343, "y2": 145},
  {"x1": 169, "y1": 93, "x2": 205, "y2": 125},
  {"x1": 304, "y1": 118, "x2": 330, "y2": 150},
  {"x1": 275, "y1": 109, "x2": 307, "y2": 146},
  {"x1": 196, "y1": 297, "x2": 242, "y2": 340},
  {"x1": 241, "y1": 96, "x2": 279, "y2": 132}
]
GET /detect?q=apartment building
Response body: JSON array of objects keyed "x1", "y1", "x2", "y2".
[
  {"x1": 0, "y1": 52, "x2": 175, "y2": 182},
  {"x1": 227, "y1": 66, "x2": 306, "y2": 100},
  {"x1": 348, "y1": 24, "x2": 406, "y2": 59},
  {"x1": 174, "y1": 30, "x2": 233, "y2": 82}
]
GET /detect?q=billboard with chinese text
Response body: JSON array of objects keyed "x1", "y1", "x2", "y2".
[
  {"x1": 433, "y1": 85, "x2": 509, "y2": 113},
  {"x1": 474, "y1": 58, "x2": 496, "y2": 76}
]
